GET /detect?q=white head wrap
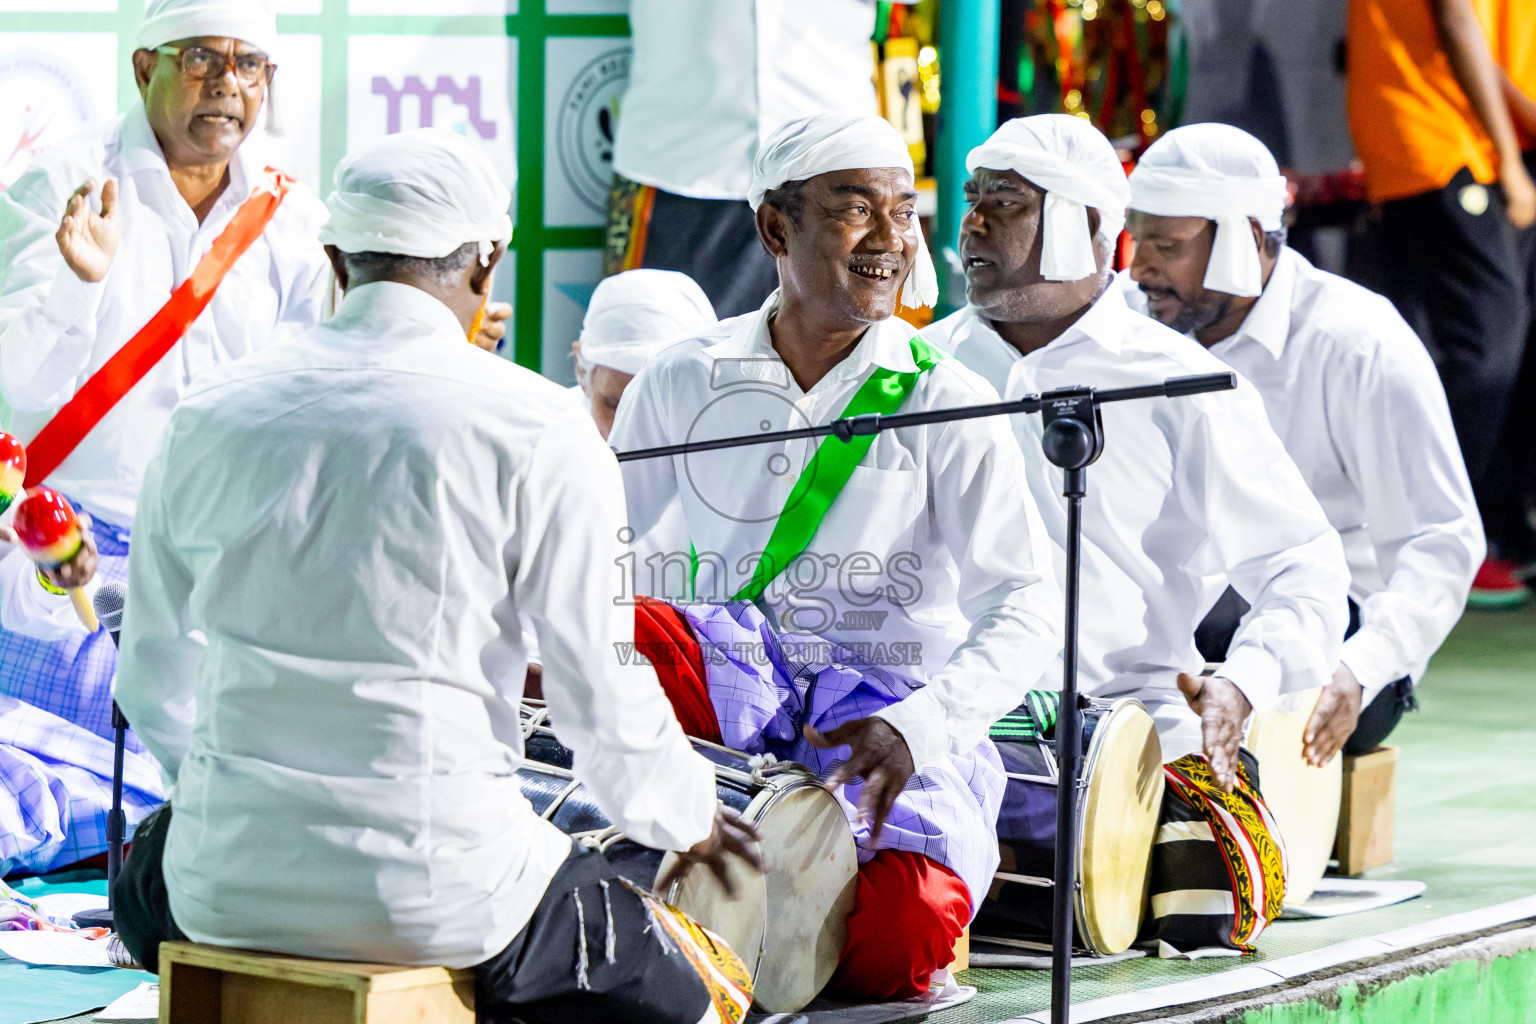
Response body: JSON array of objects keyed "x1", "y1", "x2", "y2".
[
  {"x1": 137, "y1": 0, "x2": 278, "y2": 54},
  {"x1": 1128, "y1": 123, "x2": 1289, "y2": 298},
  {"x1": 748, "y1": 113, "x2": 939, "y2": 310},
  {"x1": 319, "y1": 129, "x2": 513, "y2": 266},
  {"x1": 966, "y1": 114, "x2": 1130, "y2": 282},
  {"x1": 578, "y1": 270, "x2": 717, "y2": 375}
]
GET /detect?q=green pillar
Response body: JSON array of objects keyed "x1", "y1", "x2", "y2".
[{"x1": 935, "y1": 0, "x2": 1000, "y2": 314}]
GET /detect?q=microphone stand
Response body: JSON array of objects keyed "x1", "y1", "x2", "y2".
[
  {"x1": 616, "y1": 371, "x2": 1236, "y2": 1024},
  {"x1": 71, "y1": 702, "x2": 126, "y2": 930}
]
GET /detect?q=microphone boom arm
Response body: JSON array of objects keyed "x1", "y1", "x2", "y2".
[{"x1": 613, "y1": 373, "x2": 1235, "y2": 463}]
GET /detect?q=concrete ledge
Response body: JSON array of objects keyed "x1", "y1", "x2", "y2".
[{"x1": 1098, "y1": 921, "x2": 1536, "y2": 1024}]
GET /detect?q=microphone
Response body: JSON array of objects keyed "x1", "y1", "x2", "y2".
[
  {"x1": 74, "y1": 580, "x2": 128, "y2": 930},
  {"x1": 94, "y1": 580, "x2": 126, "y2": 649}
]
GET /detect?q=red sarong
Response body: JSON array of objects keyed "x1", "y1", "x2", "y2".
[
  {"x1": 827, "y1": 850, "x2": 971, "y2": 1001},
  {"x1": 632, "y1": 596, "x2": 722, "y2": 744}
]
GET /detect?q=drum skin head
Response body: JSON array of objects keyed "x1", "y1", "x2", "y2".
[
  {"x1": 1245, "y1": 688, "x2": 1343, "y2": 906},
  {"x1": 1079, "y1": 701, "x2": 1164, "y2": 953},
  {"x1": 663, "y1": 779, "x2": 856, "y2": 1013},
  {"x1": 659, "y1": 849, "x2": 770, "y2": 981}
]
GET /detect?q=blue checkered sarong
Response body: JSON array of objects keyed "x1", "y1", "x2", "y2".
[
  {"x1": 681, "y1": 600, "x2": 1004, "y2": 915},
  {"x1": 0, "y1": 512, "x2": 164, "y2": 877}
]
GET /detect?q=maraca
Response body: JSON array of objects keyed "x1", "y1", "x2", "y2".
[
  {"x1": 0, "y1": 432, "x2": 23, "y2": 515},
  {"x1": 12, "y1": 486, "x2": 99, "y2": 632}
]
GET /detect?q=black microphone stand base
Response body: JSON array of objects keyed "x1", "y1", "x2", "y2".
[
  {"x1": 71, "y1": 907, "x2": 113, "y2": 930},
  {"x1": 71, "y1": 702, "x2": 127, "y2": 931}
]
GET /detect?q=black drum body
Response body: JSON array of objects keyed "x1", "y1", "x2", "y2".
[{"x1": 515, "y1": 701, "x2": 857, "y2": 1013}]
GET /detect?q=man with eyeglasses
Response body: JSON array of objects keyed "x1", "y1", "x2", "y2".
[{"x1": 0, "y1": 0, "x2": 333, "y2": 877}]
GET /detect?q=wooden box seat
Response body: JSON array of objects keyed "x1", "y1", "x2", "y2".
[{"x1": 157, "y1": 941, "x2": 475, "y2": 1024}]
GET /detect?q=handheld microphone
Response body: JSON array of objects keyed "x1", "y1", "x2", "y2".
[{"x1": 94, "y1": 580, "x2": 126, "y2": 649}]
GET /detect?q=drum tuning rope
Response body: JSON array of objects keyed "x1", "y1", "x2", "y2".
[{"x1": 747, "y1": 752, "x2": 780, "y2": 784}]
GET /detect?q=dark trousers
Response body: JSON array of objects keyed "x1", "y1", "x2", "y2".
[
  {"x1": 604, "y1": 174, "x2": 779, "y2": 319},
  {"x1": 1478, "y1": 151, "x2": 1536, "y2": 563},
  {"x1": 1194, "y1": 592, "x2": 1414, "y2": 754},
  {"x1": 114, "y1": 806, "x2": 721, "y2": 1024},
  {"x1": 1377, "y1": 168, "x2": 1530, "y2": 510}
]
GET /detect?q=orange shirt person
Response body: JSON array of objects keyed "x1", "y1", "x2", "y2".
[
  {"x1": 1479, "y1": 0, "x2": 1536, "y2": 599},
  {"x1": 1347, "y1": 0, "x2": 1536, "y2": 606}
]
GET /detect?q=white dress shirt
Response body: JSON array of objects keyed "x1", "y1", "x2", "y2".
[
  {"x1": 614, "y1": 0, "x2": 910, "y2": 200},
  {"x1": 0, "y1": 105, "x2": 330, "y2": 526},
  {"x1": 608, "y1": 294, "x2": 1063, "y2": 772},
  {"x1": 927, "y1": 288, "x2": 1350, "y2": 758},
  {"x1": 115, "y1": 282, "x2": 716, "y2": 969},
  {"x1": 1122, "y1": 253, "x2": 1483, "y2": 702}
]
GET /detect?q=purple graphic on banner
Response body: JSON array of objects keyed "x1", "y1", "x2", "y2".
[{"x1": 371, "y1": 75, "x2": 497, "y2": 138}]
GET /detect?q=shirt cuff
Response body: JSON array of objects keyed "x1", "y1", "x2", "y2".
[
  {"x1": 873, "y1": 687, "x2": 949, "y2": 772},
  {"x1": 43, "y1": 262, "x2": 106, "y2": 333},
  {"x1": 1216, "y1": 645, "x2": 1282, "y2": 715},
  {"x1": 1339, "y1": 629, "x2": 1402, "y2": 706}
]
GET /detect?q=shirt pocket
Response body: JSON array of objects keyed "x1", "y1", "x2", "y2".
[{"x1": 815, "y1": 465, "x2": 924, "y2": 565}]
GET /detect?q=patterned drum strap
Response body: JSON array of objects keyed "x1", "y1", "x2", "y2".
[{"x1": 1162, "y1": 755, "x2": 1288, "y2": 950}]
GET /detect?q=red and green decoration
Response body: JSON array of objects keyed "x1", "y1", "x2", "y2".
[
  {"x1": 0, "y1": 432, "x2": 24, "y2": 516},
  {"x1": 1009, "y1": 0, "x2": 1184, "y2": 153},
  {"x1": 13, "y1": 486, "x2": 86, "y2": 567}
]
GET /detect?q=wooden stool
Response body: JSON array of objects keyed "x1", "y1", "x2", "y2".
[
  {"x1": 158, "y1": 941, "x2": 474, "y2": 1024},
  {"x1": 1334, "y1": 745, "x2": 1397, "y2": 876},
  {"x1": 946, "y1": 927, "x2": 970, "y2": 973}
]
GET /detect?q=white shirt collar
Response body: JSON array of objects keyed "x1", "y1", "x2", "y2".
[
  {"x1": 703, "y1": 289, "x2": 920, "y2": 392},
  {"x1": 1223, "y1": 247, "x2": 1297, "y2": 359},
  {"x1": 333, "y1": 281, "x2": 468, "y2": 342},
  {"x1": 1043, "y1": 280, "x2": 1132, "y2": 357}
]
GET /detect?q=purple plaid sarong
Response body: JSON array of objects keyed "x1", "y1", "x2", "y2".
[
  {"x1": 681, "y1": 601, "x2": 1003, "y2": 915},
  {"x1": 0, "y1": 513, "x2": 163, "y2": 877}
]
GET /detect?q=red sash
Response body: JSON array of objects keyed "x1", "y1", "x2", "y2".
[{"x1": 23, "y1": 168, "x2": 293, "y2": 488}]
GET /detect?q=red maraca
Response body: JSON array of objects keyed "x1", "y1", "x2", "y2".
[
  {"x1": 0, "y1": 432, "x2": 23, "y2": 515},
  {"x1": 12, "y1": 486, "x2": 99, "y2": 632}
]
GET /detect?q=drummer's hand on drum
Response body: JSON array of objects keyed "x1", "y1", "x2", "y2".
[
  {"x1": 804, "y1": 718, "x2": 914, "y2": 845},
  {"x1": 657, "y1": 804, "x2": 766, "y2": 899},
  {"x1": 1303, "y1": 665, "x2": 1363, "y2": 768},
  {"x1": 1176, "y1": 673, "x2": 1252, "y2": 793}
]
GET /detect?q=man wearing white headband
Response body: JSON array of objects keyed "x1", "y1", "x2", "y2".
[
  {"x1": 571, "y1": 269, "x2": 716, "y2": 439},
  {"x1": 0, "y1": 0, "x2": 333, "y2": 876},
  {"x1": 927, "y1": 115, "x2": 1350, "y2": 791},
  {"x1": 111, "y1": 130, "x2": 762, "y2": 1018},
  {"x1": 1124, "y1": 124, "x2": 1484, "y2": 767},
  {"x1": 611, "y1": 112, "x2": 1061, "y2": 999}
]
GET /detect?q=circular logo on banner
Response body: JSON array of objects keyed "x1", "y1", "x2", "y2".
[
  {"x1": 0, "y1": 51, "x2": 97, "y2": 192},
  {"x1": 556, "y1": 48, "x2": 629, "y2": 217}
]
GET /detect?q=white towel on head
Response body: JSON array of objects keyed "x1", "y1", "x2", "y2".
[
  {"x1": 749, "y1": 112, "x2": 939, "y2": 309},
  {"x1": 966, "y1": 114, "x2": 1130, "y2": 282},
  {"x1": 578, "y1": 270, "x2": 717, "y2": 376},
  {"x1": 319, "y1": 129, "x2": 513, "y2": 267},
  {"x1": 1128, "y1": 123, "x2": 1290, "y2": 298},
  {"x1": 137, "y1": 0, "x2": 278, "y2": 54}
]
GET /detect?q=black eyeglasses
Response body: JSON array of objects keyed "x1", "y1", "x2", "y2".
[{"x1": 155, "y1": 46, "x2": 276, "y2": 88}]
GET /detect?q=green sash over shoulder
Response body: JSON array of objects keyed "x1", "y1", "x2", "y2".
[{"x1": 692, "y1": 334, "x2": 947, "y2": 603}]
